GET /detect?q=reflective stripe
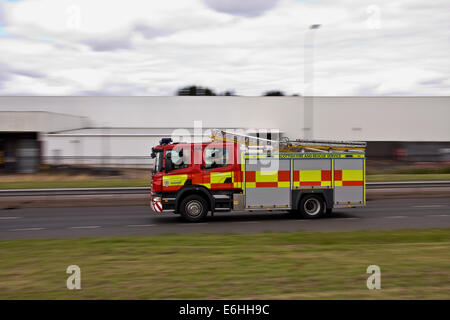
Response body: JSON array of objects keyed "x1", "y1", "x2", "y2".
[
  {"x1": 246, "y1": 154, "x2": 364, "y2": 159},
  {"x1": 299, "y1": 170, "x2": 321, "y2": 182},
  {"x1": 342, "y1": 170, "x2": 363, "y2": 181},
  {"x1": 232, "y1": 171, "x2": 242, "y2": 189},
  {"x1": 363, "y1": 158, "x2": 366, "y2": 204},
  {"x1": 202, "y1": 171, "x2": 238, "y2": 190},
  {"x1": 210, "y1": 172, "x2": 232, "y2": 184},
  {"x1": 151, "y1": 197, "x2": 163, "y2": 213},
  {"x1": 246, "y1": 182, "x2": 256, "y2": 188},
  {"x1": 292, "y1": 169, "x2": 331, "y2": 187},
  {"x1": 331, "y1": 159, "x2": 335, "y2": 188},
  {"x1": 334, "y1": 169, "x2": 363, "y2": 187},
  {"x1": 245, "y1": 170, "x2": 291, "y2": 188},
  {"x1": 163, "y1": 174, "x2": 188, "y2": 187},
  {"x1": 246, "y1": 181, "x2": 290, "y2": 188},
  {"x1": 241, "y1": 152, "x2": 246, "y2": 195},
  {"x1": 256, "y1": 171, "x2": 278, "y2": 182},
  {"x1": 334, "y1": 180, "x2": 363, "y2": 187},
  {"x1": 290, "y1": 159, "x2": 294, "y2": 189},
  {"x1": 278, "y1": 181, "x2": 290, "y2": 188}
]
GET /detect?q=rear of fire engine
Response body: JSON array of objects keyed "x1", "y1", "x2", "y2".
[{"x1": 150, "y1": 131, "x2": 366, "y2": 222}]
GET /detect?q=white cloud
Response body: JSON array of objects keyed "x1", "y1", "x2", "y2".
[
  {"x1": 204, "y1": 0, "x2": 280, "y2": 17},
  {"x1": 0, "y1": 0, "x2": 449, "y2": 96},
  {"x1": 0, "y1": 2, "x2": 6, "y2": 27}
]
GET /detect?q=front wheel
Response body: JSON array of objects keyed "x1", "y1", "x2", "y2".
[
  {"x1": 180, "y1": 195, "x2": 208, "y2": 222},
  {"x1": 299, "y1": 195, "x2": 325, "y2": 219}
]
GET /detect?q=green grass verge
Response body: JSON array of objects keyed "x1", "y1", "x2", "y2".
[
  {"x1": 1, "y1": 228, "x2": 449, "y2": 299},
  {"x1": 1, "y1": 174, "x2": 450, "y2": 189},
  {"x1": 393, "y1": 167, "x2": 450, "y2": 175}
]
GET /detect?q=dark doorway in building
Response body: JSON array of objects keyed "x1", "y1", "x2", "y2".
[{"x1": 0, "y1": 132, "x2": 41, "y2": 173}]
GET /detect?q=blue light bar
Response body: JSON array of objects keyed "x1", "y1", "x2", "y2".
[{"x1": 159, "y1": 138, "x2": 173, "y2": 145}]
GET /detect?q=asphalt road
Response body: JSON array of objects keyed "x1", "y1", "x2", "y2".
[{"x1": 1, "y1": 198, "x2": 449, "y2": 240}]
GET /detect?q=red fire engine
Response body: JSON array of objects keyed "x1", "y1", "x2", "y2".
[{"x1": 151, "y1": 130, "x2": 366, "y2": 222}]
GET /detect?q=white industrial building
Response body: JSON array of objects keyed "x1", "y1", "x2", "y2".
[{"x1": 0, "y1": 96, "x2": 449, "y2": 172}]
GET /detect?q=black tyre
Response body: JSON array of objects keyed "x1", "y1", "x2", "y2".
[
  {"x1": 180, "y1": 194, "x2": 208, "y2": 222},
  {"x1": 299, "y1": 195, "x2": 325, "y2": 219}
]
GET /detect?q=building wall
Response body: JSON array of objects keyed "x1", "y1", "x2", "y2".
[
  {"x1": 1, "y1": 96, "x2": 449, "y2": 168},
  {"x1": 312, "y1": 97, "x2": 450, "y2": 142},
  {"x1": 43, "y1": 134, "x2": 160, "y2": 167},
  {"x1": 0, "y1": 111, "x2": 87, "y2": 133},
  {"x1": 0, "y1": 96, "x2": 297, "y2": 135},
  {"x1": 1, "y1": 96, "x2": 449, "y2": 141},
  {"x1": 42, "y1": 128, "x2": 250, "y2": 167}
]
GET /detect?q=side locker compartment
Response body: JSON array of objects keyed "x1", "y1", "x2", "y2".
[
  {"x1": 292, "y1": 159, "x2": 332, "y2": 188},
  {"x1": 244, "y1": 157, "x2": 291, "y2": 208},
  {"x1": 291, "y1": 158, "x2": 333, "y2": 209},
  {"x1": 333, "y1": 158, "x2": 364, "y2": 205}
]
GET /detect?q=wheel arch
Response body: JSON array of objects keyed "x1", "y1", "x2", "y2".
[
  {"x1": 175, "y1": 185, "x2": 214, "y2": 214},
  {"x1": 291, "y1": 189, "x2": 333, "y2": 211}
]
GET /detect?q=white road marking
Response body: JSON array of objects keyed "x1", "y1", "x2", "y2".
[
  {"x1": 428, "y1": 214, "x2": 449, "y2": 217},
  {"x1": 0, "y1": 217, "x2": 21, "y2": 220},
  {"x1": 386, "y1": 216, "x2": 407, "y2": 219},
  {"x1": 412, "y1": 205, "x2": 445, "y2": 208},
  {"x1": 127, "y1": 224, "x2": 156, "y2": 227},
  {"x1": 69, "y1": 226, "x2": 101, "y2": 229},
  {"x1": 11, "y1": 227, "x2": 45, "y2": 231}
]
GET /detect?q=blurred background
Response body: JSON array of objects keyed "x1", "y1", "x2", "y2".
[
  {"x1": 0, "y1": 1, "x2": 449, "y2": 301},
  {"x1": 0, "y1": 95, "x2": 449, "y2": 188},
  {"x1": 1, "y1": 0, "x2": 449, "y2": 187}
]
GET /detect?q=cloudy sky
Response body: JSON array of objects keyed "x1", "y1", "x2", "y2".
[{"x1": 0, "y1": 0, "x2": 449, "y2": 96}]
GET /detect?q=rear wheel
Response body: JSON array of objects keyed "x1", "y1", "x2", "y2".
[
  {"x1": 180, "y1": 194, "x2": 208, "y2": 222},
  {"x1": 299, "y1": 195, "x2": 325, "y2": 219}
]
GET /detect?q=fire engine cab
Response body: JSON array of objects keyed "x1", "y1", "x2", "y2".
[{"x1": 151, "y1": 130, "x2": 366, "y2": 222}]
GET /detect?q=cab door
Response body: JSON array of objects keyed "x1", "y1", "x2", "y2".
[
  {"x1": 201, "y1": 144, "x2": 235, "y2": 190},
  {"x1": 161, "y1": 146, "x2": 192, "y2": 193}
]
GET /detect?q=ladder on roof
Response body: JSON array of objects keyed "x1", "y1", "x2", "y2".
[{"x1": 210, "y1": 129, "x2": 366, "y2": 153}]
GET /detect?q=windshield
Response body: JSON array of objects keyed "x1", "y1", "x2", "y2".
[{"x1": 154, "y1": 151, "x2": 162, "y2": 174}]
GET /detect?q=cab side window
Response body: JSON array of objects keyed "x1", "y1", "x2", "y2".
[
  {"x1": 204, "y1": 147, "x2": 228, "y2": 169},
  {"x1": 166, "y1": 148, "x2": 190, "y2": 170}
]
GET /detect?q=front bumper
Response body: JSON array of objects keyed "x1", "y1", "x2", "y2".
[
  {"x1": 151, "y1": 194, "x2": 163, "y2": 213},
  {"x1": 151, "y1": 193, "x2": 176, "y2": 213}
]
